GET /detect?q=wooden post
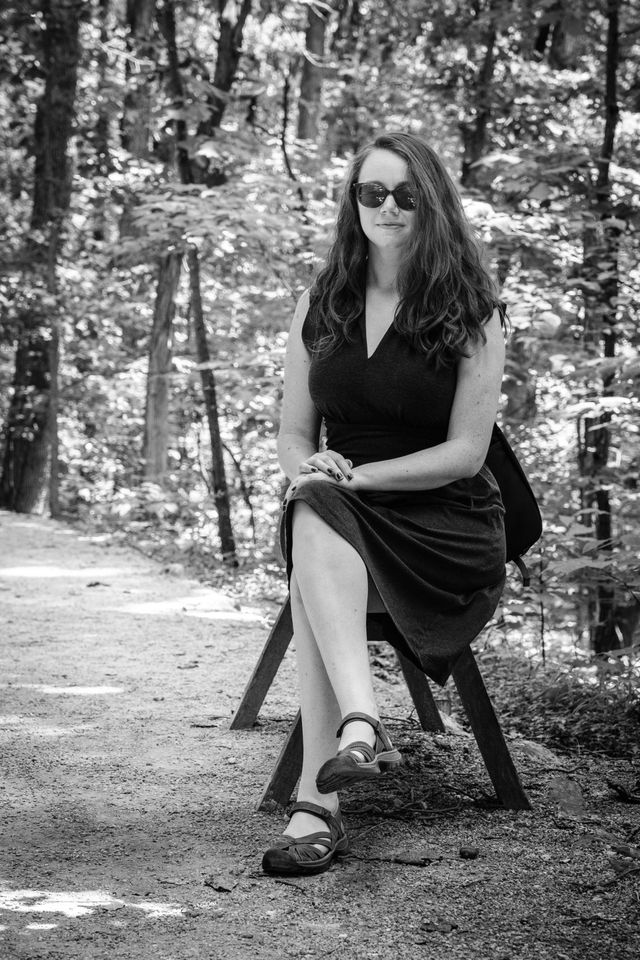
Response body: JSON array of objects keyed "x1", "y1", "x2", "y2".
[
  {"x1": 258, "y1": 709, "x2": 303, "y2": 811},
  {"x1": 396, "y1": 652, "x2": 445, "y2": 733},
  {"x1": 230, "y1": 599, "x2": 293, "y2": 729},
  {"x1": 452, "y1": 648, "x2": 530, "y2": 810}
]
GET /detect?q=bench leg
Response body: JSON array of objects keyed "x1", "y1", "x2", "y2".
[
  {"x1": 258, "y1": 709, "x2": 303, "y2": 811},
  {"x1": 230, "y1": 598, "x2": 293, "y2": 730},
  {"x1": 396, "y1": 652, "x2": 445, "y2": 732},
  {"x1": 452, "y1": 647, "x2": 530, "y2": 810}
]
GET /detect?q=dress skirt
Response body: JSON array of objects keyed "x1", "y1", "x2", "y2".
[{"x1": 280, "y1": 464, "x2": 506, "y2": 686}]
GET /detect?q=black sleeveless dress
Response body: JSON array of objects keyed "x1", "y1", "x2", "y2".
[{"x1": 281, "y1": 310, "x2": 506, "y2": 685}]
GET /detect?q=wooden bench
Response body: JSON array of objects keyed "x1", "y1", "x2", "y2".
[{"x1": 231, "y1": 597, "x2": 530, "y2": 812}]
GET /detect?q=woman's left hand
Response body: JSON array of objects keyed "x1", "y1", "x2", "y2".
[{"x1": 283, "y1": 468, "x2": 358, "y2": 507}]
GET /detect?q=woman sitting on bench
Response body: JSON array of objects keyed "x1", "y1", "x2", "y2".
[{"x1": 262, "y1": 132, "x2": 507, "y2": 877}]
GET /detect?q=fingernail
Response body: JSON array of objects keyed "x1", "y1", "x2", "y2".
[
  {"x1": 310, "y1": 466, "x2": 318, "y2": 472},
  {"x1": 336, "y1": 472, "x2": 344, "y2": 480}
]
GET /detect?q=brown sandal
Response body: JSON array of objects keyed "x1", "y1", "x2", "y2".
[
  {"x1": 315, "y1": 712, "x2": 402, "y2": 794},
  {"x1": 261, "y1": 801, "x2": 349, "y2": 876}
]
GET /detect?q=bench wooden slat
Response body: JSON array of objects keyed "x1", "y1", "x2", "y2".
[{"x1": 230, "y1": 597, "x2": 530, "y2": 812}]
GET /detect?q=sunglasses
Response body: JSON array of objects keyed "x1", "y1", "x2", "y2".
[{"x1": 353, "y1": 181, "x2": 417, "y2": 211}]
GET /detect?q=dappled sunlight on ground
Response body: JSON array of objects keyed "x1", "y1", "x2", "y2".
[
  {"x1": 0, "y1": 714, "x2": 97, "y2": 738},
  {"x1": 0, "y1": 684, "x2": 125, "y2": 696},
  {"x1": 0, "y1": 565, "x2": 134, "y2": 580},
  {"x1": 117, "y1": 590, "x2": 263, "y2": 622},
  {"x1": 0, "y1": 889, "x2": 184, "y2": 921}
]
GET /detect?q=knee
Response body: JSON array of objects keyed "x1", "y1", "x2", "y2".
[
  {"x1": 290, "y1": 571, "x2": 303, "y2": 606},
  {"x1": 291, "y1": 501, "x2": 332, "y2": 554}
]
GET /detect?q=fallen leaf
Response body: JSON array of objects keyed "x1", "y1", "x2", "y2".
[
  {"x1": 610, "y1": 843, "x2": 640, "y2": 860},
  {"x1": 393, "y1": 847, "x2": 443, "y2": 866},
  {"x1": 420, "y1": 917, "x2": 458, "y2": 934},
  {"x1": 517, "y1": 739, "x2": 561, "y2": 764},
  {"x1": 549, "y1": 775, "x2": 587, "y2": 818},
  {"x1": 606, "y1": 854, "x2": 635, "y2": 875},
  {"x1": 203, "y1": 873, "x2": 239, "y2": 892},
  {"x1": 459, "y1": 847, "x2": 479, "y2": 860},
  {"x1": 607, "y1": 780, "x2": 640, "y2": 804}
]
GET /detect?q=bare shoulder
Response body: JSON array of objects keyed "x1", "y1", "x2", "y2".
[
  {"x1": 464, "y1": 307, "x2": 505, "y2": 362},
  {"x1": 483, "y1": 306, "x2": 506, "y2": 343},
  {"x1": 289, "y1": 288, "x2": 311, "y2": 335}
]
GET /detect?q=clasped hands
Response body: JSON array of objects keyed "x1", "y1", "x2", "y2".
[{"x1": 283, "y1": 450, "x2": 358, "y2": 506}]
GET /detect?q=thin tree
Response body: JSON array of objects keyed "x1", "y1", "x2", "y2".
[
  {"x1": 297, "y1": 2, "x2": 327, "y2": 141},
  {"x1": 459, "y1": 3, "x2": 498, "y2": 188},
  {"x1": 577, "y1": 0, "x2": 622, "y2": 653},
  {"x1": 157, "y1": 0, "x2": 243, "y2": 564},
  {"x1": 0, "y1": 0, "x2": 83, "y2": 514}
]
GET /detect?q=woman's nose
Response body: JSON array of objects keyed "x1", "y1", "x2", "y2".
[{"x1": 380, "y1": 193, "x2": 399, "y2": 214}]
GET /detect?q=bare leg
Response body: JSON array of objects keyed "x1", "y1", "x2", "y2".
[
  {"x1": 284, "y1": 572, "x2": 341, "y2": 843},
  {"x1": 291, "y1": 502, "x2": 380, "y2": 754}
]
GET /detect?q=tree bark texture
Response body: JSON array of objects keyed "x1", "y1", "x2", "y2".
[
  {"x1": 459, "y1": 18, "x2": 497, "y2": 187},
  {"x1": 121, "y1": 0, "x2": 156, "y2": 157},
  {"x1": 158, "y1": 0, "x2": 193, "y2": 184},
  {"x1": 153, "y1": 2, "x2": 240, "y2": 562},
  {"x1": 204, "y1": 0, "x2": 253, "y2": 133},
  {"x1": 187, "y1": 247, "x2": 237, "y2": 565},
  {"x1": 191, "y1": 0, "x2": 253, "y2": 184},
  {"x1": 0, "y1": 328, "x2": 52, "y2": 512},
  {"x1": 143, "y1": 252, "x2": 182, "y2": 480},
  {"x1": 0, "y1": 0, "x2": 82, "y2": 514},
  {"x1": 297, "y1": 5, "x2": 326, "y2": 141},
  {"x1": 578, "y1": 0, "x2": 621, "y2": 654}
]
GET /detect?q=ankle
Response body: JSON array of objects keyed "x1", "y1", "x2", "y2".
[{"x1": 338, "y1": 717, "x2": 378, "y2": 751}]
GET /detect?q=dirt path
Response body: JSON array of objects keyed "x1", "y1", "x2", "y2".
[{"x1": 1, "y1": 510, "x2": 639, "y2": 960}]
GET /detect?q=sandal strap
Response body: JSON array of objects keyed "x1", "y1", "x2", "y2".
[
  {"x1": 336, "y1": 711, "x2": 381, "y2": 738},
  {"x1": 336, "y1": 712, "x2": 394, "y2": 752},
  {"x1": 289, "y1": 800, "x2": 342, "y2": 834},
  {"x1": 337, "y1": 740, "x2": 376, "y2": 763},
  {"x1": 281, "y1": 829, "x2": 332, "y2": 847}
]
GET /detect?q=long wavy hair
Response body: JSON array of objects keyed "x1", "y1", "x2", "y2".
[{"x1": 308, "y1": 132, "x2": 501, "y2": 365}]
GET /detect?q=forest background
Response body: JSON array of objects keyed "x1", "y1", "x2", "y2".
[{"x1": 1, "y1": 0, "x2": 639, "y2": 760}]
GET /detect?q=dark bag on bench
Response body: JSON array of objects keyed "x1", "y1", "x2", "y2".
[{"x1": 485, "y1": 424, "x2": 542, "y2": 585}]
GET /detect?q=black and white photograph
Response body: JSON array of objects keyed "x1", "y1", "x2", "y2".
[{"x1": 1, "y1": 1, "x2": 639, "y2": 958}]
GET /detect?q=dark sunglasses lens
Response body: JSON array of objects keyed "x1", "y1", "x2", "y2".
[
  {"x1": 356, "y1": 184, "x2": 386, "y2": 207},
  {"x1": 394, "y1": 187, "x2": 417, "y2": 210}
]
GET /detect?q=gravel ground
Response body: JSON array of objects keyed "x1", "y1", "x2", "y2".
[{"x1": 1, "y1": 509, "x2": 639, "y2": 960}]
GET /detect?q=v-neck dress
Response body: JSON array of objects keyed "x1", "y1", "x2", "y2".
[{"x1": 281, "y1": 309, "x2": 506, "y2": 685}]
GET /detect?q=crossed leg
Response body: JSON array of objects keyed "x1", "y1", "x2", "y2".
[{"x1": 284, "y1": 500, "x2": 383, "y2": 843}]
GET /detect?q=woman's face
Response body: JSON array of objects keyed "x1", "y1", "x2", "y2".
[{"x1": 354, "y1": 149, "x2": 416, "y2": 251}]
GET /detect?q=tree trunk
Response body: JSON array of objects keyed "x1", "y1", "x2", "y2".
[
  {"x1": 155, "y1": 0, "x2": 241, "y2": 563},
  {"x1": 459, "y1": 19, "x2": 497, "y2": 187},
  {"x1": 578, "y1": 0, "x2": 621, "y2": 655},
  {"x1": 187, "y1": 247, "x2": 237, "y2": 565},
  {"x1": 158, "y1": 0, "x2": 193, "y2": 184},
  {"x1": 297, "y1": 5, "x2": 326, "y2": 141},
  {"x1": 121, "y1": 0, "x2": 156, "y2": 157},
  {"x1": 207, "y1": 0, "x2": 253, "y2": 130},
  {"x1": 0, "y1": 0, "x2": 82, "y2": 514},
  {"x1": 189, "y1": 0, "x2": 253, "y2": 184},
  {"x1": 94, "y1": 0, "x2": 114, "y2": 176},
  {"x1": 0, "y1": 329, "x2": 52, "y2": 512},
  {"x1": 143, "y1": 252, "x2": 182, "y2": 480}
]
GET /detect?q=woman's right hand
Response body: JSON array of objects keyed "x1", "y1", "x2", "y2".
[
  {"x1": 283, "y1": 451, "x2": 355, "y2": 507},
  {"x1": 297, "y1": 449, "x2": 354, "y2": 482}
]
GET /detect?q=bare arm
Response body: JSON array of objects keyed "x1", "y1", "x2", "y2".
[
  {"x1": 351, "y1": 308, "x2": 506, "y2": 491},
  {"x1": 277, "y1": 290, "x2": 322, "y2": 480}
]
